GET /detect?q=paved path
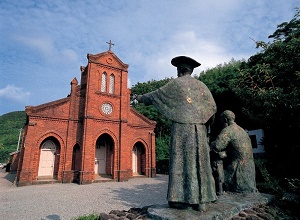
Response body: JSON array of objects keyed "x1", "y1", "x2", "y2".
[{"x1": 0, "y1": 170, "x2": 168, "y2": 220}]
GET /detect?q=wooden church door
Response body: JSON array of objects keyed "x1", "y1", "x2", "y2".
[
  {"x1": 132, "y1": 146, "x2": 138, "y2": 174},
  {"x1": 95, "y1": 144, "x2": 106, "y2": 174},
  {"x1": 95, "y1": 134, "x2": 114, "y2": 175},
  {"x1": 38, "y1": 140, "x2": 56, "y2": 176},
  {"x1": 132, "y1": 143, "x2": 146, "y2": 175}
]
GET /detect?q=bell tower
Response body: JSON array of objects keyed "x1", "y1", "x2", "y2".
[
  {"x1": 78, "y1": 44, "x2": 133, "y2": 183},
  {"x1": 82, "y1": 48, "x2": 129, "y2": 120}
]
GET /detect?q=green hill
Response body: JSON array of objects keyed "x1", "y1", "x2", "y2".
[{"x1": 0, "y1": 111, "x2": 26, "y2": 163}]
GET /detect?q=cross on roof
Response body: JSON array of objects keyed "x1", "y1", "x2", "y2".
[{"x1": 106, "y1": 40, "x2": 114, "y2": 50}]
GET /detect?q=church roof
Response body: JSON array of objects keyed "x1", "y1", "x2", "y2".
[
  {"x1": 129, "y1": 107, "x2": 156, "y2": 127},
  {"x1": 87, "y1": 50, "x2": 129, "y2": 70},
  {"x1": 25, "y1": 97, "x2": 70, "y2": 118}
]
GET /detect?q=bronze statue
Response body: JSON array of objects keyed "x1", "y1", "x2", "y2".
[
  {"x1": 211, "y1": 110, "x2": 258, "y2": 193},
  {"x1": 210, "y1": 150, "x2": 226, "y2": 195},
  {"x1": 137, "y1": 56, "x2": 217, "y2": 211}
]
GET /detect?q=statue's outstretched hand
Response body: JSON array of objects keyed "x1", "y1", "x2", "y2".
[
  {"x1": 130, "y1": 94, "x2": 140, "y2": 105},
  {"x1": 131, "y1": 94, "x2": 138, "y2": 101}
]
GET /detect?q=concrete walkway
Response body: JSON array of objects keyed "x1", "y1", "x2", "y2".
[{"x1": 0, "y1": 170, "x2": 168, "y2": 220}]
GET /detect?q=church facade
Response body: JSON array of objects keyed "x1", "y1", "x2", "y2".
[{"x1": 16, "y1": 49, "x2": 156, "y2": 186}]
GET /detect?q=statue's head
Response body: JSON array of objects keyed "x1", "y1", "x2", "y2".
[
  {"x1": 171, "y1": 56, "x2": 200, "y2": 77},
  {"x1": 220, "y1": 110, "x2": 235, "y2": 126}
]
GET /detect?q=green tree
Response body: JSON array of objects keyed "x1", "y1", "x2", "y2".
[
  {"x1": 131, "y1": 78, "x2": 172, "y2": 95},
  {"x1": 195, "y1": 59, "x2": 252, "y2": 137},
  {"x1": 232, "y1": 8, "x2": 300, "y2": 178},
  {"x1": 155, "y1": 135, "x2": 170, "y2": 161},
  {"x1": 0, "y1": 111, "x2": 26, "y2": 162},
  {"x1": 233, "y1": 8, "x2": 300, "y2": 128}
]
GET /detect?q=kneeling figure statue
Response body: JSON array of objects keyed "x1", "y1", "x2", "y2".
[{"x1": 211, "y1": 110, "x2": 258, "y2": 193}]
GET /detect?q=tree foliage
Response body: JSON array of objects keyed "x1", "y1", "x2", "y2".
[
  {"x1": 231, "y1": 8, "x2": 300, "y2": 178},
  {"x1": 156, "y1": 135, "x2": 170, "y2": 161},
  {"x1": 233, "y1": 8, "x2": 300, "y2": 129},
  {"x1": 195, "y1": 59, "x2": 255, "y2": 137},
  {"x1": 131, "y1": 78, "x2": 172, "y2": 95},
  {"x1": 0, "y1": 111, "x2": 26, "y2": 162},
  {"x1": 196, "y1": 59, "x2": 241, "y2": 96}
]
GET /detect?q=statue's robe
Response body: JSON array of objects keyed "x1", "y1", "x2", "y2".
[
  {"x1": 141, "y1": 75, "x2": 217, "y2": 204},
  {"x1": 212, "y1": 122, "x2": 257, "y2": 193}
]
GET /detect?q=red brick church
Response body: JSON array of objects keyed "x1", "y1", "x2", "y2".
[{"x1": 16, "y1": 46, "x2": 156, "y2": 186}]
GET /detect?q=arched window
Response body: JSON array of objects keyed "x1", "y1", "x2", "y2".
[
  {"x1": 72, "y1": 144, "x2": 80, "y2": 171},
  {"x1": 109, "y1": 74, "x2": 115, "y2": 94},
  {"x1": 101, "y1": 72, "x2": 107, "y2": 92}
]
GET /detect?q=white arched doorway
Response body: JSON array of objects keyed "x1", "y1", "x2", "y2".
[
  {"x1": 132, "y1": 142, "x2": 146, "y2": 176},
  {"x1": 95, "y1": 144, "x2": 106, "y2": 174},
  {"x1": 95, "y1": 134, "x2": 114, "y2": 175},
  {"x1": 38, "y1": 140, "x2": 56, "y2": 177},
  {"x1": 132, "y1": 146, "x2": 138, "y2": 174}
]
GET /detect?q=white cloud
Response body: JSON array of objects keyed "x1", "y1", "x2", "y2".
[
  {"x1": 13, "y1": 35, "x2": 79, "y2": 64},
  {"x1": 131, "y1": 31, "x2": 242, "y2": 83},
  {"x1": 61, "y1": 49, "x2": 78, "y2": 62},
  {"x1": 0, "y1": 85, "x2": 30, "y2": 103},
  {"x1": 14, "y1": 35, "x2": 54, "y2": 58}
]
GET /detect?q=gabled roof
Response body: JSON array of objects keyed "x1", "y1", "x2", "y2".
[
  {"x1": 128, "y1": 107, "x2": 156, "y2": 128},
  {"x1": 25, "y1": 97, "x2": 70, "y2": 118},
  {"x1": 87, "y1": 50, "x2": 129, "y2": 71}
]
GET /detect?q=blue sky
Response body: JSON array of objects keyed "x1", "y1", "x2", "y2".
[{"x1": 0, "y1": 0, "x2": 297, "y2": 116}]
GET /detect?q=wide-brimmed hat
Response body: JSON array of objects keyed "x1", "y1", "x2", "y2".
[{"x1": 171, "y1": 56, "x2": 201, "y2": 68}]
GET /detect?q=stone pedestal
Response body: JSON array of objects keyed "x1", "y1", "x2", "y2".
[{"x1": 148, "y1": 192, "x2": 274, "y2": 220}]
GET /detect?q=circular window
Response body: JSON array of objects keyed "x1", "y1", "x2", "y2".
[{"x1": 101, "y1": 103, "x2": 113, "y2": 115}]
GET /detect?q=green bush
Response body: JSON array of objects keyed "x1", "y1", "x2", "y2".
[
  {"x1": 72, "y1": 213, "x2": 99, "y2": 220},
  {"x1": 255, "y1": 158, "x2": 283, "y2": 196}
]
